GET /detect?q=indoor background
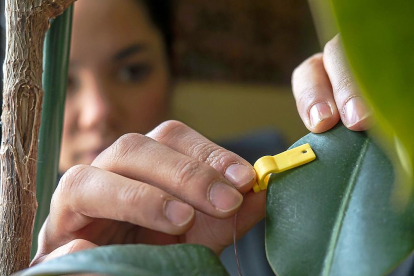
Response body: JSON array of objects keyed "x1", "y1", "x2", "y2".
[
  {"x1": 169, "y1": 0, "x2": 327, "y2": 145},
  {"x1": 0, "y1": 0, "x2": 337, "y2": 146}
]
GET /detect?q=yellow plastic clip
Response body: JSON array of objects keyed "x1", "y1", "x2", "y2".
[{"x1": 252, "y1": 143, "x2": 316, "y2": 193}]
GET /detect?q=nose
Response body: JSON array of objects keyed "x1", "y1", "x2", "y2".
[{"x1": 77, "y1": 73, "x2": 111, "y2": 131}]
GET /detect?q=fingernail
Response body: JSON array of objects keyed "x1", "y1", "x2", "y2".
[
  {"x1": 209, "y1": 182, "x2": 243, "y2": 212},
  {"x1": 343, "y1": 97, "x2": 371, "y2": 127},
  {"x1": 225, "y1": 164, "x2": 255, "y2": 188},
  {"x1": 309, "y1": 102, "x2": 333, "y2": 128},
  {"x1": 165, "y1": 200, "x2": 194, "y2": 226}
]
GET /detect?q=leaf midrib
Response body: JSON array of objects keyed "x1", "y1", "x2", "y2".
[{"x1": 322, "y1": 137, "x2": 370, "y2": 276}]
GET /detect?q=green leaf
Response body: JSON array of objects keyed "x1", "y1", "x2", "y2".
[
  {"x1": 16, "y1": 244, "x2": 229, "y2": 276},
  {"x1": 329, "y1": 0, "x2": 414, "y2": 184},
  {"x1": 265, "y1": 124, "x2": 414, "y2": 276},
  {"x1": 33, "y1": 5, "x2": 73, "y2": 258}
]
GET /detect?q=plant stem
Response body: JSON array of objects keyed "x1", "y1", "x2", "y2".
[{"x1": 0, "y1": 1, "x2": 75, "y2": 274}]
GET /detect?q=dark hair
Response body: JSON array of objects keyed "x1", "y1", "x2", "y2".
[{"x1": 137, "y1": 0, "x2": 173, "y2": 60}]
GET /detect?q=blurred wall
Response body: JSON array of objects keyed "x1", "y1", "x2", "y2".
[
  {"x1": 174, "y1": 0, "x2": 319, "y2": 84},
  {"x1": 172, "y1": 81, "x2": 309, "y2": 145},
  {"x1": 172, "y1": 0, "x2": 320, "y2": 146},
  {"x1": 0, "y1": 0, "x2": 318, "y2": 147}
]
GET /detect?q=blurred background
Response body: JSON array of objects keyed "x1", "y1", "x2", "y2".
[
  {"x1": 171, "y1": 0, "x2": 319, "y2": 144},
  {"x1": 0, "y1": 0, "x2": 337, "y2": 145}
]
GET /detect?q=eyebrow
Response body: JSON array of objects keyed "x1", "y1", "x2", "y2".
[{"x1": 112, "y1": 43, "x2": 147, "y2": 61}]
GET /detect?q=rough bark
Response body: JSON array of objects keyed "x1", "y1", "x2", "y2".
[{"x1": 0, "y1": 1, "x2": 75, "y2": 275}]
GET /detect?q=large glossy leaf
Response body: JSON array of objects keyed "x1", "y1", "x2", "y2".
[
  {"x1": 266, "y1": 124, "x2": 414, "y2": 276},
  {"x1": 329, "y1": 0, "x2": 414, "y2": 184},
  {"x1": 15, "y1": 244, "x2": 229, "y2": 276}
]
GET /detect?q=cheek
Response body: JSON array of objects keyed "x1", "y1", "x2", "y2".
[
  {"x1": 62, "y1": 99, "x2": 78, "y2": 138},
  {"x1": 59, "y1": 99, "x2": 78, "y2": 171}
]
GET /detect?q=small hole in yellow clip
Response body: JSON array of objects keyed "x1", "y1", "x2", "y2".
[{"x1": 302, "y1": 150, "x2": 308, "y2": 154}]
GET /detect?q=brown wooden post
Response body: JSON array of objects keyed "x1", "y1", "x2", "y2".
[{"x1": 0, "y1": 1, "x2": 75, "y2": 275}]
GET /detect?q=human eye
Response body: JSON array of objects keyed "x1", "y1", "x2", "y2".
[
  {"x1": 66, "y1": 74, "x2": 79, "y2": 96},
  {"x1": 117, "y1": 63, "x2": 152, "y2": 83}
]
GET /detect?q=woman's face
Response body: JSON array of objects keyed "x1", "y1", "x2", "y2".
[{"x1": 60, "y1": 0, "x2": 171, "y2": 171}]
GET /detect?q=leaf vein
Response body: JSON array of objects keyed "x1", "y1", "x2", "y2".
[{"x1": 322, "y1": 137, "x2": 371, "y2": 276}]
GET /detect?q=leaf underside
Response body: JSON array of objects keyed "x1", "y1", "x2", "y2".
[
  {"x1": 266, "y1": 124, "x2": 414, "y2": 276},
  {"x1": 16, "y1": 244, "x2": 229, "y2": 276}
]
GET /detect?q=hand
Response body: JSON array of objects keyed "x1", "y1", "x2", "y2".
[
  {"x1": 292, "y1": 34, "x2": 372, "y2": 133},
  {"x1": 31, "y1": 121, "x2": 265, "y2": 265}
]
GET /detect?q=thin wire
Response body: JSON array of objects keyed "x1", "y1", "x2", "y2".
[{"x1": 233, "y1": 212, "x2": 243, "y2": 276}]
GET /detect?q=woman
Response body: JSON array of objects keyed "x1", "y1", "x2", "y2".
[{"x1": 31, "y1": 0, "x2": 373, "y2": 274}]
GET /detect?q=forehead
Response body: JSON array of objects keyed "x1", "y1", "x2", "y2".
[{"x1": 70, "y1": 0, "x2": 160, "y2": 63}]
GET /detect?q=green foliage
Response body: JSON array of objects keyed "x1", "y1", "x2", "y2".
[
  {"x1": 33, "y1": 6, "x2": 74, "y2": 258},
  {"x1": 25, "y1": 1, "x2": 414, "y2": 275},
  {"x1": 264, "y1": 2, "x2": 414, "y2": 275},
  {"x1": 330, "y1": 0, "x2": 414, "y2": 186},
  {"x1": 266, "y1": 124, "x2": 414, "y2": 276},
  {"x1": 17, "y1": 244, "x2": 229, "y2": 276}
]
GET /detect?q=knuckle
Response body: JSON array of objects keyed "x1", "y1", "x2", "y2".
[
  {"x1": 335, "y1": 75, "x2": 355, "y2": 95},
  {"x1": 191, "y1": 142, "x2": 232, "y2": 168},
  {"x1": 150, "y1": 120, "x2": 188, "y2": 142},
  {"x1": 324, "y1": 35, "x2": 343, "y2": 62},
  {"x1": 174, "y1": 159, "x2": 202, "y2": 188},
  {"x1": 324, "y1": 36, "x2": 340, "y2": 56},
  {"x1": 324, "y1": 40, "x2": 334, "y2": 56},
  {"x1": 116, "y1": 184, "x2": 150, "y2": 221},
  {"x1": 109, "y1": 133, "x2": 148, "y2": 163},
  {"x1": 292, "y1": 53, "x2": 324, "y2": 91},
  {"x1": 294, "y1": 53, "x2": 323, "y2": 75},
  {"x1": 305, "y1": 53, "x2": 324, "y2": 69},
  {"x1": 119, "y1": 183, "x2": 148, "y2": 207},
  {"x1": 56, "y1": 165, "x2": 90, "y2": 195},
  {"x1": 52, "y1": 165, "x2": 91, "y2": 208},
  {"x1": 291, "y1": 66, "x2": 300, "y2": 86}
]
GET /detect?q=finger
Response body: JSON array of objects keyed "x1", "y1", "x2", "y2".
[
  {"x1": 187, "y1": 190, "x2": 266, "y2": 254},
  {"x1": 323, "y1": 35, "x2": 372, "y2": 131},
  {"x1": 31, "y1": 239, "x2": 98, "y2": 266},
  {"x1": 233, "y1": 190, "x2": 266, "y2": 236},
  {"x1": 92, "y1": 133, "x2": 244, "y2": 219},
  {"x1": 147, "y1": 120, "x2": 256, "y2": 192},
  {"x1": 46, "y1": 165, "x2": 195, "y2": 247},
  {"x1": 292, "y1": 53, "x2": 341, "y2": 133}
]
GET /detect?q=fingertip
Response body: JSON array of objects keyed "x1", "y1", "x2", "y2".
[
  {"x1": 344, "y1": 115, "x2": 372, "y2": 131},
  {"x1": 342, "y1": 96, "x2": 373, "y2": 131},
  {"x1": 224, "y1": 163, "x2": 256, "y2": 193},
  {"x1": 308, "y1": 116, "x2": 341, "y2": 133},
  {"x1": 208, "y1": 182, "x2": 244, "y2": 218},
  {"x1": 306, "y1": 102, "x2": 340, "y2": 133},
  {"x1": 164, "y1": 199, "x2": 195, "y2": 229}
]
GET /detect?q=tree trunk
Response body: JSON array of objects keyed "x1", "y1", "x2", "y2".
[{"x1": 0, "y1": 1, "x2": 75, "y2": 275}]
